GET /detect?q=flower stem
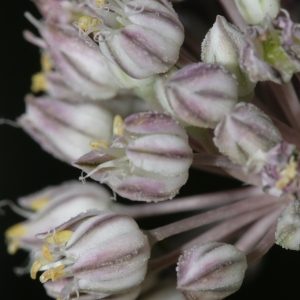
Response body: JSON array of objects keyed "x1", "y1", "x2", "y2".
[
  {"x1": 148, "y1": 204, "x2": 278, "y2": 273},
  {"x1": 117, "y1": 186, "x2": 263, "y2": 218},
  {"x1": 246, "y1": 222, "x2": 277, "y2": 265},
  {"x1": 234, "y1": 208, "x2": 283, "y2": 253},
  {"x1": 146, "y1": 194, "x2": 287, "y2": 246}
]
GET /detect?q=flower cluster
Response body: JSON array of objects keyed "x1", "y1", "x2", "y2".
[{"x1": 3, "y1": 0, "x2": 300, "y2": 299}]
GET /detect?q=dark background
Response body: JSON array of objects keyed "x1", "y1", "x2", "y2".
[{"x1": 1, "y1": 0, "x2": 300, "y2": 299}]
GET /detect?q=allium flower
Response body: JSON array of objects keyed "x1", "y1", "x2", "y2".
[
  {"x1": 177, "y1": 242, "x2": 247, "y2": 300},
  {"x1": 214, "y1": 102, "x2": 282, "y2": 167},
  {"x1": 164, "y1": 63, "x2": 238, "y2": 128},
  {"x1": 4, "y1": 181, "x2": 112, "y2": 255},
  {"x1": 74, "y1": 112, "x2": 193, "y2": 201},
  {"x1": 18, "y1": 96, "x2": 114, "y2": 163},
  {"x1": 78, "y1": 0, "x2": 184, "y2": 79},
  {"x1": 30, "y1": 210, "x2": 150, "y2": 300},
  {"x1": 25, "y1": 15, "x2": 120, "y2": 100}
]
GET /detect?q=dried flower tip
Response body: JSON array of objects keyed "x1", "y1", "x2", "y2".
[
  {"x1": 33, "y1": 210, "x2": 150, "y2": 299},
  {"x1": 165, "y1": 63, "x2": 238, "y2": 128},
  {"x1": 202, "y1": 16, "x2": 255, "y2": 100},
  {"x1": 241, "y1": 16, "x2": 300, "y2": 84},
  {"x1": 177, "y1": 242, "x2": 247, "y2": 300},
  {"x1": 235, "y1": 0, "x2": 280, "y2": 25},
  {"x1": 86, "y1": 0, "x2": 184, "y2": 79},
  {"x1": 276, "y1": 200, "x2": 300, "y2": 250},
  {"x1": 214, "y1": 102, "x2": 282, "y2": 167},
  {"x1": 74, "y1": 112, "x2": 193, "y2": 202},
  {"x1": 261, "y1": 141, "x2": 300, "y2": 197}
]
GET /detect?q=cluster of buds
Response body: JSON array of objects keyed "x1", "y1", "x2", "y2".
[{"x1": 6, "y1": 0, "x2": 300, "y2": 299}]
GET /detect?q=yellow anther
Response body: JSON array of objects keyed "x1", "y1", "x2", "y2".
[
  {"x1": 41, "y1": 53, "x2": 53, "y2": 72},
  {"x1": 30, "y1": 197, "x2": 50, "y2": 211},
  {"x1": 30, "y1": 261, "x2": 42, "y2": 279},
  {"x1": 46, "y1": 230, "x2": 74, "y2": 245},
  {"x1": 5, "y1": 223, "x2": 27, "y2": 239},
  {"x1": 90, "y1": 140, "x2": 108, "y2": 150},
  {"x1": 40, "y1": 264, "x2": 66, "y2": 283},
  {"x1": 95, "y1": 0, "x2": 105, "y2": 8},
  {"x1": 113, "y1": 115, "x2": 124, "y2": 136},
  {"x1": 78, "y1": 15, "x2": 101, "y2": 32},
  {"x1": 276, "y1": 160, "x2": 298, "y2": 190},
  {"x1": 57, "y1": 298, "x2": 62, "y2": 300},
  {"x1": 7, "y1": 240, "x2": 19, "y2": 255},
  {"x1": 31, "y1": 72, "x2": 47, "y2": 93},
  {"x1": 42, "y1": 244, "x2": 55, "y2": 262}
]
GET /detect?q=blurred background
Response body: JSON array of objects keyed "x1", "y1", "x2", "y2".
[{"x1": 1, "y1": 0, "x2": 300, "y2": 299}]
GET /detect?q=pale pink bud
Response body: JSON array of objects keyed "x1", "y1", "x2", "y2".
[
  {"x1": 4, "y1": 181, "x2": 112, "y2": 255},
  {"x1": 74, "y1": 112, "x2": 193, "y2": 202},
  {"x1": 84, "y1": 0, "x2": 184, "y2": 79},
  {"x1": 177, "y1": 242, "x2": 247, "y2": 300},
  {"x1": 18, "y1": 96, "x2": 113, "y2": 163},
  {"x1": 214, "y1": 102, "x2": 282, "y2": 166},
  {"x1": 165, "y1": 63, "x2": 238, "y2": 128},
  {"x1": 235, "y1": 0, "x2": 280, "y2": 25},
  {"x1": 276, "y1": 200, "x2": 300, "y2": 250},
  {"x1": 202, "y1": 16, "x2": 256, "y2": 100},
  {"x1": 32, "y1": 210, "x2": 150, "y2": 299}
]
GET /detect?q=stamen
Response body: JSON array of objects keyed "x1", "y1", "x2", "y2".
[
  {"x1": 31, "y1": 72, "x2": 47, "y2": 93},
  {"x1": 5, "y1": 223, "x2": 28, "y2": 239},
  {"x1": 7, "y1": 240, "x2": 19, "y2": 255},
  {"x1": 30, "y1": 261, "x2": 42, "y2": 279},
  {"x1": 113, "y1": 115, "x2": 124, "y2": 136},
  {"x1": 46, "y1": 230, "x2": 74, "y2": 245},
  {"x1": 42, "y1": 244, "x2": 55, "y2": 262},
  {"x1": 95, "y1": 0, "x2": 106, "y2": 8},
  {"x1": 30, "y1": 197, "x2": 50, "y2": 211},
  {"x1": 276, "y1": 159, "x2": 298, "y2": 190},
  {"x1": 90, "y1": 140, "x2": 108, "y2": 149},
  {"x1": 41, "y1": 53, "x2": 53, "y2": 72},
  {"x1": 40, "y1": 264, "x2": 66, "y2": 283},
  {"x1": 78, "y1": 15, "x2": 101, "y2": 32}
]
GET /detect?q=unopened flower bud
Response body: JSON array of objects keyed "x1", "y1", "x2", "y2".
[
  {"x1": 276, "y1": 200, "x2": 300, "y2": 250},
  {"x1": 202, "y1": 16, "x2": 256, "y2": 100},
  {"x1": 235, "y1": 0, "x2": 280, "y2": 25},
  {"x1": 74, "y1": 112, "x2": 193, "y2": 202},
  {"x1": 177, "y1": 242, "x2": 247, "y2": 300},
  {"x1": 214, "y1": 102, "x2": 282, "y2": 166},
  {"x1": 25, "y1": 16, "x2": 119, "y2": 100},
  {"x1": 18, "y1": 96, "x2": 113, "y2": 163},
  {"x1": 82, "y1": 0, "x2": 184, "y2": 79},
  {"x1": 165, "y1": 63, "x2": 238, "y2": 128},
  {"x1": 261, "y1": 141, "x2": 300, "y2": 197},
  {"x1": 31, "y1": 210, "x2": 150, "y2": 299},
  {"x1": 4, "y1": 181, "x2": 112, "y2": 255}
]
